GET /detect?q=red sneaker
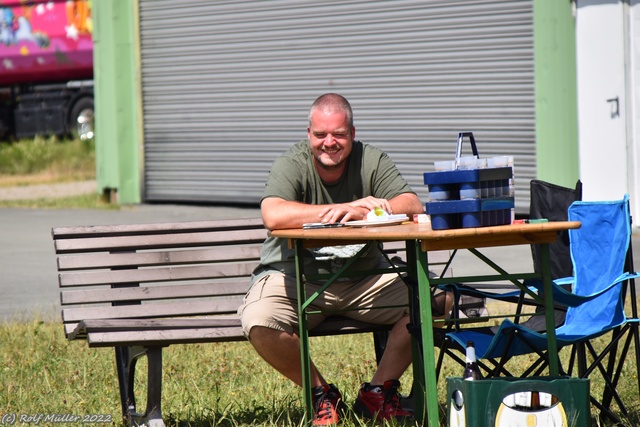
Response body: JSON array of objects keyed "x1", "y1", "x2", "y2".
[
  {"x1": 353, "y1": 380, "x2": 414, "y2": 421},
  {"x1": 311, "y1": 384, "x2": 346, "y2": 426}
]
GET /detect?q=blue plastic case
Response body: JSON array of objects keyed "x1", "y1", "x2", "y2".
[{"x1": 424, "y1": 132, "x2": 514, "y2": 230}]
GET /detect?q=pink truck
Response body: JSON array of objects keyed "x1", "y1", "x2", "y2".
[{"x1": 0, "y1": 0, "x2": 93, "y2": 140}]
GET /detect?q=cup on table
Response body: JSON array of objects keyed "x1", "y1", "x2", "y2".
[
  {"x1": 487, "y1": 155, "x2": 514, "y2": 168},
  {"x1": 457, "y1": 156, "x2": 479, "y2": 170},
  {"x1": 434, "y1": 160, "x2": 456, "y2": 171}
]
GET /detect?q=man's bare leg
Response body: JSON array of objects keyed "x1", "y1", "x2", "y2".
[
  {"x1": 370, "y1": 315, "x2": 412, "y2": 385},
  {"x1": 248, "y1": 325, "x2": 326, "y2": 387}
]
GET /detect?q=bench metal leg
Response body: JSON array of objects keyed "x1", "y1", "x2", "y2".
[
  {"x1": 115, "y1": 346, "x2": 166, "y2": 427},
  {"x1": 372, "y1": 330, "x2": 388, "y2": 364},
  {"x1": 145, "y1": 347, "x2": 164, "y2": 426},
  {"x1": 115, "y1": 346, "x2": 143, "y2": 420}
]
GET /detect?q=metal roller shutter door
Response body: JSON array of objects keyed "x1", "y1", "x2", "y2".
[{"x1": 139, "y1": 0, "x2": 534, "y2": 213}]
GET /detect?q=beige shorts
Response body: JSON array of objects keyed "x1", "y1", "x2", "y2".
[{"x1": 238, "y1": 271, "x2": 410, "y2": 337}]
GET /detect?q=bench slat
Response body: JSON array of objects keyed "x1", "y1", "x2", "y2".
[
  {"x1": 86, "y1": 328, "x2": 246, "y2": 347},
  {"x1": 62, "y1": 298, "x2": 243, "y2": 323},
  {"x1": 54, "y1": 229, "x2": 268, "y2": 254},
  {"x1": 80, "y1": 317, "x2": 393, "y2": 347},
  {"x1": 52, "y1": 218, "x2": 265, "y2": 238},
  {"x1": 68, "y1": 317, "x2": 243, "y2": 340},
  {"x1": 64, "y1": 314, "x2": 396, "y2": 342},
  {"x1": 78, "y1": 318, "x2": 242, "y2": 331},
  {"x1": 57, "y1": 246, "x2": 263, "y2": 270},
  {"x1": 56, "y1": 243, "x2": 446, "y2": 271},
  {"x1": 60, "y1": 281, "x2": 250, "y2": 305},
  {"x1": 58, "y1": 261, "x2": 258, "y2": 287}
]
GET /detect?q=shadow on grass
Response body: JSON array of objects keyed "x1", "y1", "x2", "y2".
[
  {"x1": 163, "y1": 409, "x2": 305, "y2": 427},
  {"x1": 112, "y1": 405, "x2": 640, "y2": 427},
  {"x1": 162, "y1": 401, "x2": 308, "y2": 427},
  {"x1": 592, "y1": 407, "x2": 640, "y2": 427}
]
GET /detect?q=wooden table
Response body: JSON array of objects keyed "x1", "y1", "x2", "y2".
[{"x1": 271, "y1": 220, "x2": 581, "y2": 426}]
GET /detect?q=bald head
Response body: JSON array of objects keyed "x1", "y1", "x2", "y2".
[{"x1": 308, "y1": 93, "x2": 353, "y2": 128}]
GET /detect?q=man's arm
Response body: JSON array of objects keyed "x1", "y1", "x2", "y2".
[
  {"x1": 261, "y1": 192, "x2": 424, "y2": 230},
  {"x1": 260, "y1": 197, "x2": 334, "y2": 230},
  {"x1": 387, "y1": 192, "x2": 425, "y2": 218}
]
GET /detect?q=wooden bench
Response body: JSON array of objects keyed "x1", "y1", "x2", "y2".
[{"x1": 52, "y1": 217, "x2": 459, "y2": 427}]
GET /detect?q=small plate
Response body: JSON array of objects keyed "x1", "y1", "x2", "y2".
[{"x1": 345, "y1": 217, "x2": 409, "y2": 228}]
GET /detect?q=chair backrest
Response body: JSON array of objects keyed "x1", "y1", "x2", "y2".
[
  {"x1": 529, "y1": 179, "x2": 583, "y2": 280},
  {"x1": 525, "y1": 180, "x2": 582, "y2": 330},
  {"x1": 560, "y1": 195, "x2": 631, "y2": 337}
]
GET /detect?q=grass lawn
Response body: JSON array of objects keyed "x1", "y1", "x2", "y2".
[
  {"x1": 0, "y1": 137, "x2": 118, "y2": 209},
  {"x1": 1, "y1": 303, "x2": 638, "y2": 426},
  {"x1": 0, "y1": 136, "x2": 95, "y2": 186}
]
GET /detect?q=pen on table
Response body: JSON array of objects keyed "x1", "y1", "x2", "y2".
[{"x1": 513, "y1": 218, "x2": 549, "y2": 224}]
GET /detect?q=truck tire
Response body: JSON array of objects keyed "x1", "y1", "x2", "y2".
[{"x1": 69, "y1": 97, "x2": 94, "y2": 140}]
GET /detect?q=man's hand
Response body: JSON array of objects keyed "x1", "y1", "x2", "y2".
[
  {"x1": 318, "y1": 197, "x2": 393, "y2": 224},
  {"x1": 317, "y1": 203, "x2": 368, "y2": 224},
  {"x1": 349, "y1": 196, "x2": 394, "y2": 214}
]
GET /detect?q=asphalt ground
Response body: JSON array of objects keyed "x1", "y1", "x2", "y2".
[{"x1": 1, "y1": 183, "x2": 638, "y2": 322}]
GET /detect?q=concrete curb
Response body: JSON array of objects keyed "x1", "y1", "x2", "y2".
[{"x1": 0, "y1": 180, "x2": 96, "y2": 201}]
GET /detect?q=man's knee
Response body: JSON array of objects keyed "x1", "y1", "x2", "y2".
[
  {"x1": 247, "y1": 324, "x2": 280, "y2": 343},
  {"x1": 239, "y1": 273, "x2": 299, "y2": 336},
  {"x1": 240, "y1": 303, "x2": 297, "y2": 337},
  {"x1": 433, "y1": 290, "x2": 454, "y2": 318},
  {"x1": 444, "y1": 291, "x2": 454, "y2": 310}
]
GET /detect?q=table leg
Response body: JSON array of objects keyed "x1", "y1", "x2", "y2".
[
  {"x1": 414, "y1": 241, "x2": 440, "y2": 427},
  {"x1": 405, "y1": 241, "x2": 425, "y2": 421},
  {"x1": 295, "y1": 239, "x2": 313, "y2": 423},
  {"x1": 294, "y1": 242, "x2": 373, "y2": 424},
  {"x1": 540, "y1": 242, "x2": 560, "y2": 376}
]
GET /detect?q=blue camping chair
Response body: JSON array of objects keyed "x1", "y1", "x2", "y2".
[{"x1": 442, "y1": 195, "x2": 640, "y2": 424}]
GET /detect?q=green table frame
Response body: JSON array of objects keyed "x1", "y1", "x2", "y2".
[{"x1": 272, "y1": 221, "x2": 580, "y2": 426}]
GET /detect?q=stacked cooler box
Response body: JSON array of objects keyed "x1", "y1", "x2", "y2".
[{"x1": 424, "y1": 166, "x2": 514, "y2": 230}]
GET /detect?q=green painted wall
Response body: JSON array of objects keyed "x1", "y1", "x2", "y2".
[
  {"x1": 534, "y1": 0, "x2": 580, "y2": 187},
  {"x1": 93, "y1": 0, "x2": 142, "y2": 204}
]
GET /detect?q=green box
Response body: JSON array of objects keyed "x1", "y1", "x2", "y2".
[{"x1": 446, "y1": 376, "x2": 590, "y2": 427}]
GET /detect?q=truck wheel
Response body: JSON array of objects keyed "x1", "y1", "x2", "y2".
[{"x1": 69, "y1": 97, "x2": 94, "y2": 140}]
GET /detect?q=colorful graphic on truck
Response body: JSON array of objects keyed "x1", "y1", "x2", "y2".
[{"x1": 0, "y1": 0, "x2": 93, "y2": 85}]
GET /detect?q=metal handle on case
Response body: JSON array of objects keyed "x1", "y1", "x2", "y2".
[{"x1": 455, "y1": 132, "x2": 479, "y2": 169}]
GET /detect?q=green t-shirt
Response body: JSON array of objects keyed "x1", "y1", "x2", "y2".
[{"x1": 255, "y1": 139, "x2": 415, "y2": 279}]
